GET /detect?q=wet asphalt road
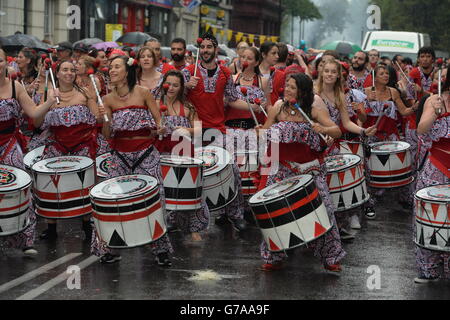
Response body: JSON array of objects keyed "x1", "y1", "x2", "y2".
[{"x1": 0, "y1": 191, "x2": 449, "y2": 301}]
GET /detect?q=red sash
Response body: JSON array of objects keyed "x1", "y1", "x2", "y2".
[
  {"x1": 51, "y1": 124, "x2": 97, "y2": 160},
  {"x1": 0, "y1": 119, "x2": 29, "y2": 161},
  {"x1": 111, "y1": 130, "x2": 154, "y2": 153},
  {"x1": 365, "y1": 115, "x2": 399, "y2": 139},
  {"x1": 429, "y1": 139, "x2": 450, "y2": 179}
]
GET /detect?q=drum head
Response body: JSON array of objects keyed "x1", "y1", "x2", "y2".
[
  {"x1": 160, "y1": 155, "x2": 203, "y2": 167},
  {"x1": 415, "y1": 184, "x2": 450, "y2": 203},
  {"x1": 32, "y1": 156, "x2": 94, "y2": 174},
  {"x1": 24, "y1": 146, "x2": 45, "y2": 169},
  {"x1": 195, "y1": 146, "x2": 232, "y2": 176},
  {"x1": 370, "y1": 141, "x2": 410, "y2": 154},
  {"x1": 91, "y1": 175, "x2": 158, "y2": 200},
  {"x1": 0, "y1": 165, "x2": 32, "y2": 192},
  {"x1": 249, "y1": 175, "x2": 313, "y2": 205},
  {"x1": 96, "y1": 153, "x2": 112, "y2": 178},
  {"x1": 326, "y1": 154, "x2": 361, "y2": 172}
]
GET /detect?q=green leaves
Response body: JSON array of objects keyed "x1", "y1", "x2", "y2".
[{"x1": 282, "y1": 0, "x2": 322, "y2": 21}]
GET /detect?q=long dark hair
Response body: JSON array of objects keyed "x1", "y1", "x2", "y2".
[
  {"x1": 260, "y1": 42, "x2": 277, "y2": 62},
  {"x1": 283, "y1": 73, "x2": 315, "y2": 119},
  {"x1": 19, "y1": 47, "x2": 38, "y2": 80},
  {"x1": 136, "y1": 46, "x2": 158, "y2": 83},
  {"x1": 110, "y1": 55, "x2": 138, "y2": 92},
  {"x1": 242, "y1": 47, "x2": 261, "y2": 76}
]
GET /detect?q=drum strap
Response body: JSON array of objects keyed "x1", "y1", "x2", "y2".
[{"x1": 113, "y1": 146, "x2": 155, "y2": 171}]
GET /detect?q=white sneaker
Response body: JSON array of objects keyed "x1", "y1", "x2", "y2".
[
  {"x1": 414, "y1": 277, "x2": 439, "y2": 284},
  {"x1": 350, "y1": 215, "x2": 361, "y2": 230}
]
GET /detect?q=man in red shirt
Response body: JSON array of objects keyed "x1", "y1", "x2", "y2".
[
  {"x1": 144, "y1": 38, "x2": 176, "y2": 74},
  {"x1": 348, "y1": 51, "x2": 370, "y2": 92},
  {"x1": 409, "y1": 47, "x2": 436, "y2": 101},
  {"x1": 169, "y1": 38, "x2": 189, "y2": 71},
  {"x1": 182, "y1": 33, "x2": 261, "y2": 231}
]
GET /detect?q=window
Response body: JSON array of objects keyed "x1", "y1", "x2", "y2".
[{"x1": 44, "y1": 0, "x2": 54, "y2": 38}]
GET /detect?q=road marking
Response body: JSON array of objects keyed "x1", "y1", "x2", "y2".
[
  {"x1": 0, "y1": 253, "x2": 82, "y2": 295},
  {"x1": 16, "y1": 255, "x2": 99, "y2": 300}
]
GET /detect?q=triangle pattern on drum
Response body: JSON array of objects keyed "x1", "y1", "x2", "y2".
[
  {"x1": 51, "y1": 175, "x2": 61, "y2": 188},
  {"x1": 351, "y1": 167, "x2": 357, "y2": 180},
  {"x1": 174, "y1": 167, "x2": 188, "y2": 184},
  {"x1": 289, "y1": 232, "x2": 304, "y2": 248},
  {"x1": 338, "y1": 194, "x2": 345, "y2": 209},
  {"x1": 431, "y1": 203, "x2": 440, "y2": 219},
  {"x1": 446, "y1": 237, "x2": 450, "y2": 247},
  {"x1": 430, "y1": 232, "x2": 438, "y2": 246},
  {"x1": 0, "y1": 225, "x2": 3, "y2": 233},
  {"x1": 396, "y1": 152, "x2": 406, "y2": 164},
  {"x1": 0, "y1": 194, "x2": 4, "y2": 203},
  {"x1": 189, "y1": 167, "x2": 199, "y2": 184},
  {"x1": 77, "y1": 171, "x2": 86, "y2": 184},
  {"x1": 352, "y1": 190, "x2": 359, "y2": 205},
  {"x1": 326, "y1": 174, "x2": 332, "y2": 186},
  {"x1": 376, "y1": 155, "x2": 390, "y2": 167},
  {"x1": 419, "y1": 228, "x2": 425, "y2": 246},
  {"x1": 161, "y1": 166, "x2": 171, "y2": 180},
  {"x1": 153, "y1": 221, "x2": 164, "y2": 240},
  {"x1": 109, "y1": 230, "x2": 127, "y2": 247},
  {"x1": 338, "y1": 172, "x2": 346, "y2": 184},
  {"x1": 227, "y1": 187, "x2": 235, "y2": 202},
  {"x1": 269, "y1": 238, "x2": 280, "y2": 251},
  {"x1": 314, "y1": 222, "x2": 327, "y2": 238},
  {"x1": 349, "y1": 144, "x2": 360, "y2": 155}
]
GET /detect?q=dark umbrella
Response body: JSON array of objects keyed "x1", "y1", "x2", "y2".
[
  {"x1": 73, "y1": 38, "x2": 103, "y2": 47},
  {"x1": 1, "y1": 34, "x2": 50, "y2": 51},
  {"x1": 116, "y1": 32, "x2": 152, "y2": 45},
  {"x1": 320, "y1": 41, "x2": 362, "y2": 56}
]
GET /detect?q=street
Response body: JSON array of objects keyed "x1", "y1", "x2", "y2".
[{"x1": 0, "y1": 191, "x2": 449, "y2": 301}]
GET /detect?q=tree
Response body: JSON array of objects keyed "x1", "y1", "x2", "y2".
[
  {"x1": 370, "y1": 0, "x2": 450, "y2": 52},
  {"x1": 282, "y1": 0, "x2": 322, "y2": 21}
]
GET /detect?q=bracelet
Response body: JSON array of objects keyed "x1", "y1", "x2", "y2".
[{"x1": 360, "y1": 128, "x2": 366, "y2": 137}]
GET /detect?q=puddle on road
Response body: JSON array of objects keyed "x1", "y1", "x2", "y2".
[{"x1": 169, "y1": 269, "x2": 244, "y2": 282}]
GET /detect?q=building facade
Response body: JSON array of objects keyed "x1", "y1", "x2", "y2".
[
  {"x1": 199, "y1": 0, "x2": 232, "y2": 42},
  {"x1": 230, "y1": 0, "x2": 282, "y2": 40},
  {"x1": 172, "y1": 3, "x2": 200, "y2": 45},
  {"x1": 0, "y1": 0, "x2": 70, "y2": 44}
]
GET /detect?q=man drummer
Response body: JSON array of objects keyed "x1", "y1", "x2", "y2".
[{"x1": 182, "y1": 33, "x2": 262, "y2": 232}]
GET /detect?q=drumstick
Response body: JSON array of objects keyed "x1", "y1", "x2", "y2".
[
  {"x1": 290, "y1": 99, "x2": 327, "y2": 141},
  {"x1": 87, "y1": 69, "x2": 109, "y2": 123},
  {"x1": 395, "y1": 61, "x2": 413, "y2": 86},
  {"x1": 194, "y1": 38, "x2": 203, "y2": 77},
  {"x1": 436, "y1": 57, "x2": 444, "y2": 114},
  {"x1": 45, "y1": 59, "x2": 60, "y2": 105},
  {"x1": 159, "y1": 105, "x2": 168, "y2": 141},
  {"x1": 372, "y1": 69, "x2": 375, "y2": 88},
  {"x1": 254, "y1": 98, "x2": 268, "y2": 117},
  {"x1": 240, "y1": 87, "x2": 260, "y2": 127}
]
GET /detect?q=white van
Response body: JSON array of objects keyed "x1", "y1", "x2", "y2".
[{"x1": 362, "y1": 31, "x2": 431, "y2": 61}]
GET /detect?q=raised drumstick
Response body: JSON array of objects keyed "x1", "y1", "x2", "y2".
[{"x1": 87, "y1": 68, "x2": 109, "y2": 123}]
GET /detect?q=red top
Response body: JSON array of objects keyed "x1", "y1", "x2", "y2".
[
  {"x1": 270, "y1": 69, "x2": 286, "y2": 105},
  {"x1": 160, "y1": 62, "x2": 176, "y2": 75}
]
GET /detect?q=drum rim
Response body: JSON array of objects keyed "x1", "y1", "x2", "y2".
[
  {"x1": 195, "y1": 146, "x2": 232, "y2": 175},
  {"x1": 96, "y1": 154, "x2": 112, "y2": 176},
  {"x1": 414, "y1": 184, "x2": 450, "y2": 204},
  {"x1": 32, "y1": 156, "x2": 94, "y2": 174},
  {"x1": 369, "y1": 141, "x2": 411, "y2": 154},
  {"x1": 249, "y1": 174, "x2": 314, "y2": 205},
  {"x1": 23, "y1": 146, "x2": 45, "y2": 163},
  {"x1": 160, "y1": 155, "x2": 204, "y2": 166},
  {"x1": 90, "y1": 174, "x2": 159, "y2": 200},
  {"x1": 0, "y1": 164, "x2": 32, "y2": 192},
  {"x1": 325, "y1": 154, "x2": 362, "y2": 173}
]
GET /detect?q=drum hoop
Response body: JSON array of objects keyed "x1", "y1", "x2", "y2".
[
  {"x1": 249, "y1": 175, "x2": 314, "y2": 205},
  {"x1": 160, "y1": 155, "x2": 204, "y2": 167},
  {"x1": 196, "y1": 146, "x2": 232, "y2": 175},
  {"x1": 90, "y1": 175, "x2": 159, "y2": 201},
  {"x1": 414, "y1": 184, "x2": 450, "y2": 204},
  {"x1": 326, "y1": 155, "x2": 361, "y2": 173},
  {"x1": 0, "y1": 164, "x2": 32, "y2": 192},
  {"x1": 32, "y1": 156, "x2": 94, "y2": 174},
  {"x1": 370, "y1": 142, "x2": 411, "y2": 154}
]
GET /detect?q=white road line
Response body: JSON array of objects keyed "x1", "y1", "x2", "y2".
[
  {"x1": 16, "y1": 255, "x2": 99, "y2": 300},
  {"x1": 0, "y1": 253, "x2": 82, "y2": 295}
]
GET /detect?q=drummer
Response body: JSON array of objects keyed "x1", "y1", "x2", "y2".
[
  {"x1": 0, "y1": 48, "x2": 58, "y2": 256},
  {"x1": 256, "y1": 72, "x2": 346, "y2": 272},
  {"x1": 95, "y1": 55, "x2": 174, "y2": 266},
  {"x1": 414, "y1": 74, "x2": 450, "y2": 283},
  {"x1": 34, "y1": 60, "x2": 100, "y2": 243},
  {"x1": 317, "y1": 58, "x2": 377, "y2": 238},
  {"x1": 154, "y1": 69, "x2": 209, "y2": 242},
  {"x1": 363, "y1": 64, "x2": 418, "y2": 219}
]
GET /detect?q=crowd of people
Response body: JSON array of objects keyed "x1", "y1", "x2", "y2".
[{"x1": 0, "y1": 32, "x2": 449, "y2": 284}]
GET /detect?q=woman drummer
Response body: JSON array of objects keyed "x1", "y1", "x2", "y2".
[
  {"x1": 317, "y1": 59, "x2": 377, "y2": 237},
  {"x1": 34, "y1": 60, "x2": 100, "y2": 242},
  {"x1": 0, "y1": 48, "x2": 58, "y2": 256},
  {"x1": 256, "y1": 72, "x2": 346, "y2": 272},
  {"x1": 414, "y1": 75, "x2": 450, "y2": 283},
  {"x1": 363, "y1": 64, "x2": 418, "y2": 219},
  {"x1": 95, "y1": 55, "x2": 174, "y2": 266},
  {"x1": 155, "y1": 69, "x2": 208, "y2": 242}
]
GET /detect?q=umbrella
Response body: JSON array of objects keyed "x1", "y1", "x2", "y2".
[
  {"x1": 116, "y1": 32, "x2": 152, "y2": 45},
  {"x1": 91, "y1": 42, "x2": 119, "y2": 51},
  {"x1": 1, "y1": 34, "x2": 50, "y2": 51},
  {"x1": 74, "y1": 38, "x2": 103, "y2": 47},
  {"x1": 320, "y1": 41, "x2": 362, "y2": 56}
]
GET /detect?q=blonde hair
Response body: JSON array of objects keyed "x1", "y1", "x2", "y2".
[{"x1": 317, "y1": 58, "x2": 346, "y2": 112}]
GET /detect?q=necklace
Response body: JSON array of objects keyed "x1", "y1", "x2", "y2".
[
  {"x1": 115, "y1": 87, "x2": 130, "y2": 101},
  {"x1": 241, "y1": 73, "x2": 254, "y2": 82}
]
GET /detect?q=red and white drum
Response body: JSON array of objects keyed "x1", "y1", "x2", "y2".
[
  {"x1": 91, "y1": 175, "x2": 166, "y2": 249},
  {"x1": 339, "y1": 141, "x2": 364, "y2": 159},
  {"x1": 368, "y1": 141, "x2": 413, "y2": 189},
  {"x1": 0, "y1": 165, "x2": 32, "y2": 237},
  {"x1": 326, "y1": 154, "x2": 369, "y2": 212},
  {"x1": 32, "y1": 156, "x2": 95, "y2": 219},
  {"x1": 195, "y1": 146, "x2": 237, "y2": 212},
  {"x1": 235, "y1": 150, "x2": 259, "y2": 197},
  {"x1": 96, "y1": 153, "x2": 112, "y2": 179},
  {"x1": 160, "y1": 156, "x2": 204, "y2": 211},
  {"x1": 415, "y1": 184, "x2": 450, "y2": 252},
  {"x1": 249, "y1": 175, "x2": 332, "y2": 252},
  {"x1": 24, "y1": 146, "x2": 45, "y2": 172}
]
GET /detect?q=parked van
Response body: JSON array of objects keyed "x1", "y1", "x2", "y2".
[{"x1": 362, "y1": 31, "x2": 431, "y2": 61}]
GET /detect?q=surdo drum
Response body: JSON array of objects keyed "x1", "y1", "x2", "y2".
[
  {"x1": 32, "y1": 156, "x2": 95, "y2": 219},
  {"x1": 235, "y1": 150, "x2": 259, "y2": 197},
  {"x1": 23, "y1": 146, "x2": 45, "y2": 173},
  {"x1": 90, "y1": 175, "x2": 166, "y2": 249},
  {"x1": 368, "y1": 141, "x2": 413, "y2": 189},
  {"x1": 0, "y1": 165, "x2": 32, "y2": 236},
  {"x1": 160, "y1": 156, "x2": 204, "y2": 211},
  {"x1": 339, "y1": 141, "x2": 364, "y2": 159},
  {"x1": 96, "y1": 153, "x2": 112, "y2": 179},
  {"x1": 249, "y1": 175, "x2": 332, "y2": 252},
  {"x1": 415, "y1": 184, "x2": 450, "y2": 252},
  {"x1": 195, "y1": 146, "x2": 237, "y2": 212},
  {"x1": 326, "y1": 154, "x2": 369, "y2": 212}
]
